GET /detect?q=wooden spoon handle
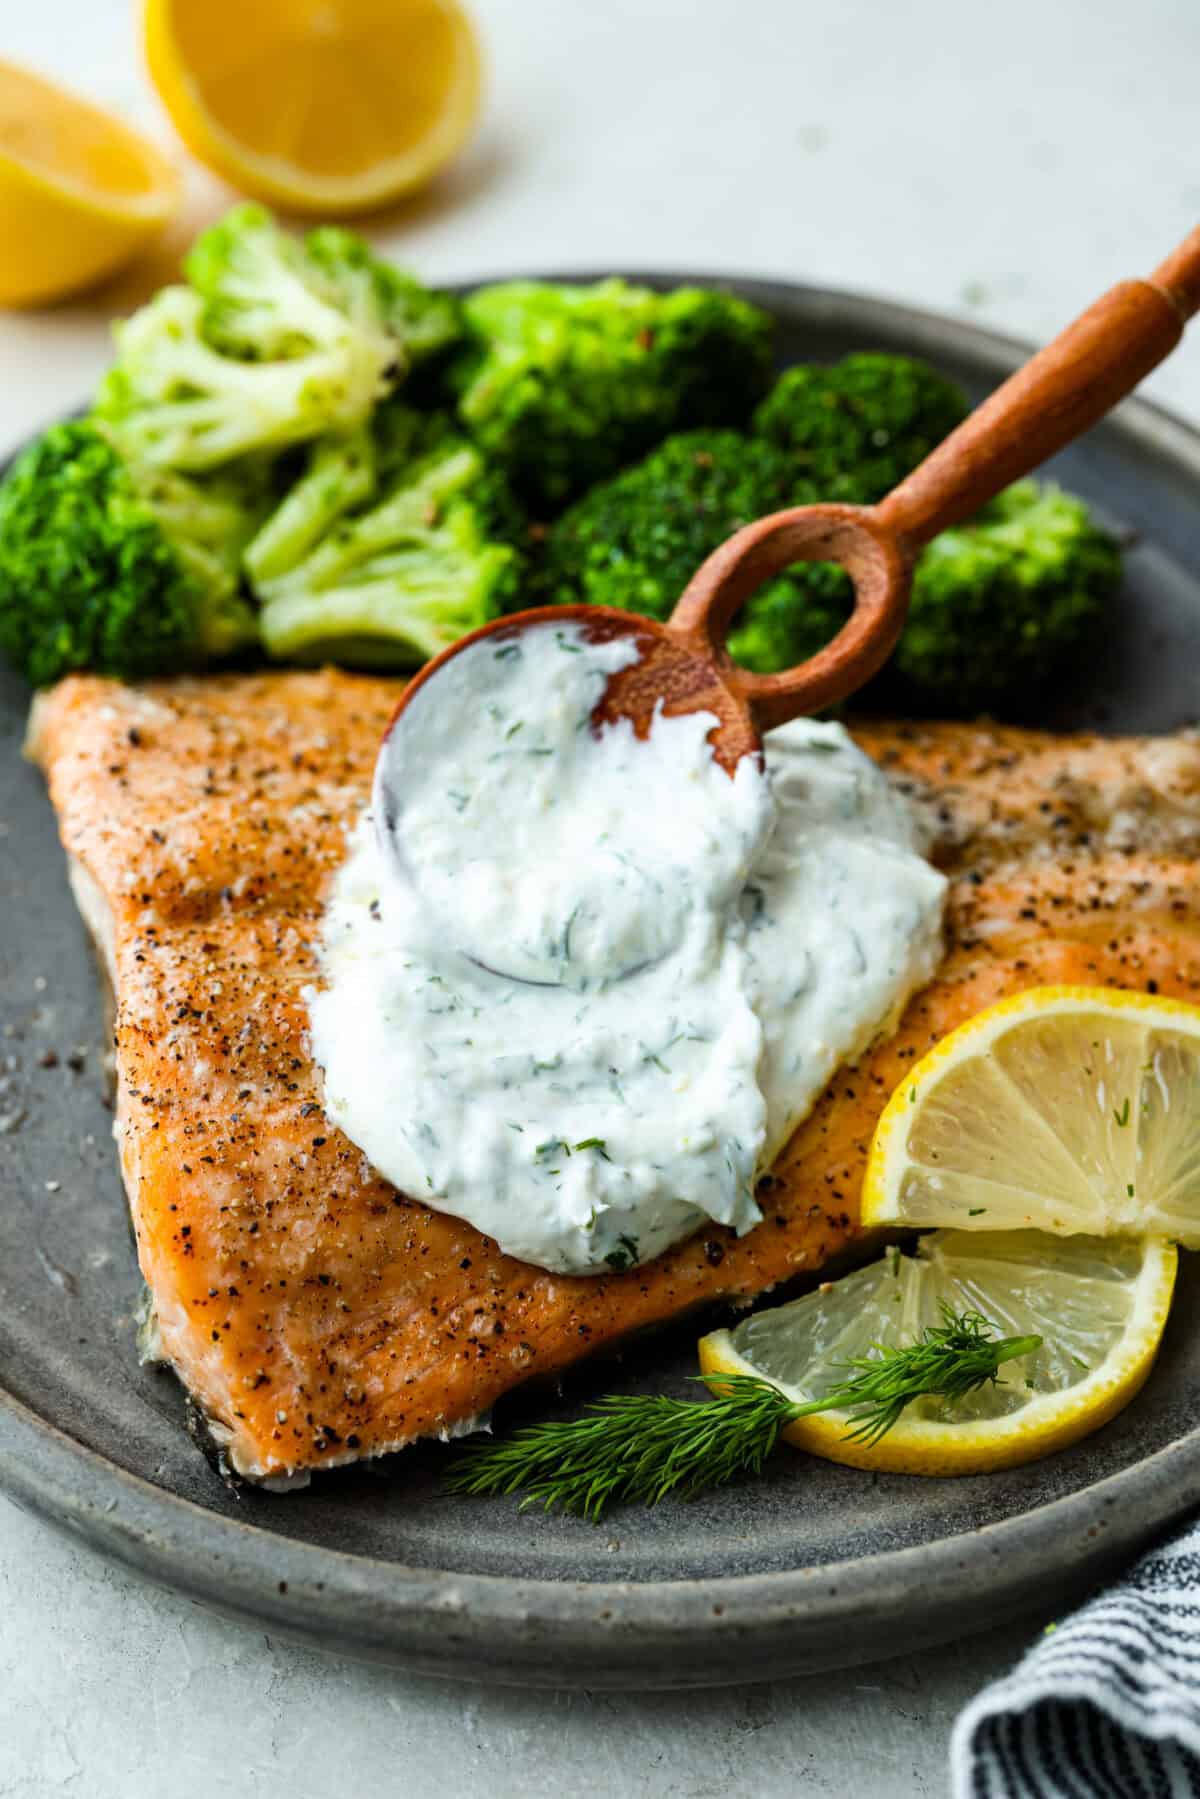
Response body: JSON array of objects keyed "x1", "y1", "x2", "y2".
[
  {"x1": 877, "y1": 227, "x2": 1200, "y2": 545},
  {"x1": 668, "y1": 225, "x2": 1200, "y2": 738}
]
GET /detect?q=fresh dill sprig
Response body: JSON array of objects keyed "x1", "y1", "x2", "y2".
[
  {"x1": 830, "y1": 1307, "x2": 1040, "y2": 1445},
  {"x1": 445, "y1": 1306, "x2": 1041, "y2": 1521}
]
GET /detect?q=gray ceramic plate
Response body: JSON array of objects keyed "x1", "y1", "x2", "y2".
[{"x1": 3, "y1": 275, "x2": 1200, "y2": 1691}]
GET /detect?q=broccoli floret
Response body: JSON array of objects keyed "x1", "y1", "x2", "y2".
[
  {"x1": 537, "y1": 429, "x2": 848, "y2": 660},
  {"x1": 753, "y1": 352, "x2": 969, "y2": 502},
  {"x1": 892, "y1": 481, "x2": 1121, "y2": 707},
  {"x1": 185, "y1": 205, "x2": 388, "y2": 369},
  {"x1": 94, "y1": 282, "x2": 387, "y2": 473},
  {"x1": 537, "y1": 355, "x2": 967, "y2": 664},
  {"x1": 249, "y1": 411, "x2": 526, "y2": 667},
  {"x1": 243, "y1": 426, "x2": 377, "y2": 588},
  {"x1": 301, "y1": 224, "x2": 462, "y2": 367},
  {"x1": 94, "y1": 206, "x2": 456, "y2": 473},
  {"x1": 190, "y1": 206, "x2": 460, "y2": 374},
  {"x1": 450, "y1": 279, "x2": 775, "y2": 508},
  {"x1": 382, "y1": 270, "x2": 463, "y2": 365},
  {"x1": 243, "y1": 399, "x2": 440, "y2": 588},
  {"x1": 0, "y1": 421, "x2": 265, "y2": 686}
]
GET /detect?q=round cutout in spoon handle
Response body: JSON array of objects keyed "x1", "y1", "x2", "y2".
[{"x1": 668, "y1": 502, "x2": 912, "y2": 732}]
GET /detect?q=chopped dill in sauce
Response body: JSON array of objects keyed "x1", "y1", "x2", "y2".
[{"x1": 310, "y1": 621, "x2": 946, "y2": 1275}]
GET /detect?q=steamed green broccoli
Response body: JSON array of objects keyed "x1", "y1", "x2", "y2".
[
  {"x1": 536, "y1": 354, "x2": 969, "y2": 666},
  {"x1": 185, "y1": 205, "x2": 391, "y2": 371},
  {"x1": 752, "y1": 352, "x2": 969, "y2": 502},
  {"x1": 248, "y1": 409, "x2": 526, "y2": 667},
  {"x1": 292, "y1": 224, "x2": 461, "y2": 368},
  {"x1": 314, "y1": 231, "x2": 460, "y2": 363},
  {"x1": 188, "y1": 206, "x2": 460, "y2": 370},
  {"x1": 0, "y1": 421, "x2": 267, "y2": 686},
  {"x1": 449, "y1": 279, "x2": 775, "y2": 508},
  {"x1": 95, "y1": 206, "x2": 459, "y2": 473},
  {"x1": 892, "y1": 481, "x2": 1121, "y2": 707},
  {"x1": 93, "y1": 282, "x2": 385, "y2": 472},
  {"x1": 536, "y1": 430, "x2": 849, "y2": 667},
  {"x1": 242, "y1": 426, "x2": 378, "y2": 587}
]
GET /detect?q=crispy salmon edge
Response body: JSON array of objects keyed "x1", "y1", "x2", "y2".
[{"x1": 25, "y1": 692, "x2": 499, "y2": 1488}]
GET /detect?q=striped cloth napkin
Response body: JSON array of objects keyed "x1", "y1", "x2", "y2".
[{"x1": 951, "y1": 1522, "x2": 1200, "y2": 1797}]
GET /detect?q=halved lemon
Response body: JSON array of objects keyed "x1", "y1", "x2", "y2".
[
  {"x1": 143, "y1": 0, "x2": 483, "y2": 216},
  {"x1": 0, "y1": 60, "x2": 180, "y2": 307},
  {"x1": 698, "y1": 1230, "x2": 1176, "y2": 1475},
  {"x1": 861, "y1": 987, "x2": 1200, "y2": 1242}
]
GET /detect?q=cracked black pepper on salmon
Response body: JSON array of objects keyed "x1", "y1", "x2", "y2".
[{"x1": 27, "y1": 669, "x2": 1200, "y2": 1481}]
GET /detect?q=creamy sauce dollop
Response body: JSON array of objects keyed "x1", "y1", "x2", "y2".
[{"x1": 310, "y1": 621, "x2": 946, "y2": 1275}]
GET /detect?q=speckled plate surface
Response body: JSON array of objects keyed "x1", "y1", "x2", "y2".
[{"x1": 3, "y1": 276, "x2": 1200, "y2": 1690}]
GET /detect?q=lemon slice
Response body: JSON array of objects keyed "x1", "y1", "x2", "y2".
[
  {"x1": 0, "y1": 59, "x2": 180, "y2": 307},
  {"x1": 699, "y1": 1230, "x2": 1176, "y2": 1475},
  {"x1": 144, "y1": 0, "x2": 483, "y2": 215},
  {"x1": 861, "y1": 986, "x2": 1200, "y2": 1242}
]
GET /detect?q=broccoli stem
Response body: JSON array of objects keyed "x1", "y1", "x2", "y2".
[
  {"x1": 244, "y1": 429, "x2": 376, "y2": 586},
  {"x1": 259, "y1": 555, "x2": 509, "y2": 666}
]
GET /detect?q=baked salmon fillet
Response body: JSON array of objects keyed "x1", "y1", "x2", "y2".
[{"x1": 27, "y1": 670, "x2": 1200, "y2": 1483}]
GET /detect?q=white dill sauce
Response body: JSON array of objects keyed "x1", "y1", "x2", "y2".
[{"x1": 310, "y1": 619, "x2": 946, "y2": 1275}]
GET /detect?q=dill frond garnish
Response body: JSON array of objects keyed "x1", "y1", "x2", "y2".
[{"x1": 445, "y1": 1306, "x2": 1041, "y2": 1520}]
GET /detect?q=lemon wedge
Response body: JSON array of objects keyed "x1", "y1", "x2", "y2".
[
  {"x1": 699, "y1": 1230, "x2": 1176, "y2": 1475},
  {"x1": 143, "y1": 0, "x2": 483, "y2": 215},
  {"x1": 861, "y1": 986, "x2": 1200, "y2": 1242},
  {"x1": 0, "y1": 59, "x2": 180, "y2": 307}
]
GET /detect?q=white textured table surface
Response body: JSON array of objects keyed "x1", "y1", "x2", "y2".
[{"x1": 1, "y1": 2, "x2": 1198, "y2": 1793}]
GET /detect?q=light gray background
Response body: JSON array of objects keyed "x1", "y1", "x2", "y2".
[{"x1": 1, "y1": 1, "x2": 1197, "y2": 1793}]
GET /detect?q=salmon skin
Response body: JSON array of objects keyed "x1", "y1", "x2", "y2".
[{"x1": 27, "y1": 671, "x2": 1200, "y2": 1483}]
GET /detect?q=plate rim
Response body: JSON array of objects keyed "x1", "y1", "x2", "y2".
[{"x1": 5, "y1": 270, "x2": 1200, "y2": 1688}]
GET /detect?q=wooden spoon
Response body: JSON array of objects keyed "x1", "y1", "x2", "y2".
[{"x1": 389, "y1": 227, "x2": 1200, "y2": 771}]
